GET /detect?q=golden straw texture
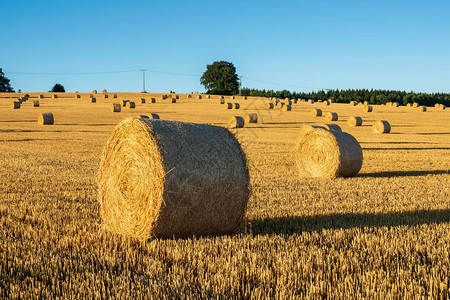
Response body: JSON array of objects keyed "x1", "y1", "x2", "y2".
[
  {"x1": 296, "y1": 128, "x2": 363, "y2": 178},
  {"x1": 32, "y1": 100, "x2": 40, "y2": 107},
  {"x1": 228, "y1": 116, "x2": 245, "y2": 128},
  {"x1": 323, "y1": 124, "x2": 342, "y2": 132},
  {"x1": 111, "y1": 103, "x2": 121, "y2": 112},
  {"x1": 325, "y1": 112, "x2": 338, "y2": 121},
  {"x1": 347, "y1": 116, "x2": 362, "y2": 127},
  {"x1": 38, "y1": 113, "x2": 54, "y2": 125},
  {"x1": 311, "y1": 108, "x2": 322, "y2": 116},
  {"x1": 97, "y1": 117, "x2": 249, "y2": 240},
  {"x1": 372, "y1": 120, "x2": 391, "y2": 134},
  {"x1": 11, "y1": 101, "x2": 20, "y2": 109},
  {"x1": 244, "y1": 113, "x2": 258, "y2": 124},
  {"x1": 266, "y1": 103, "x2": 274, "y2": 109}
]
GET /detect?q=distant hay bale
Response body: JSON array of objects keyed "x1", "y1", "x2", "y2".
[
  {"x1": 286, "y1": 99, "x2": 292, "y2": 105},
  {"x1": 329, "y1": 99, "x2": 334, "y2": 103},
  {"x1": 323, "y1": 124, "x2": 342, "y2": 132},
  {"x1": 23, "y1": 94, "x2": 30, "y2": 100},
  {"x1": 75, "y1": 94, "x2": 81, "y2": 99},
  {"x1": 317, "y1": 100, "x2": 323, "y2": 103},
  {"x1": 151, "y1": 98, "x2": 156, "y2": 103},
  {"x1": 89, "y1": 94, "x2": 94, "y2": 98},
  {"x1": 296, "y1": 128, "x2": 363, "y2": 178},
  {"x1": 122, "y1": 100, "x2": 129, "y2": 107},
  {"x1": 277, "y1": 102, "x2": 285, "y2": 108},
  {"x1": 434, "y1": 103, "x2": 440, "y2": 108},
  {"x1": 92, "y1": 90, "x2": 97, "y2": 94},
  {"x1": 231, "y1": 95, "x2": 235, "y2": 99},
  {"x1": 440, "y1": 104, "x2": 446, "y2": 110},
  {"x1": 347, "y1": 116, "x2": 362, "y2": 127},
  {"x1": 38, "y1": 94, "x2": 44, "y2": 99},
  {"x1": 11, "y1": 101, "x2": 20, "y2": 109},
  {"x1": 364, "y1": 105, "x2": 373, "y2": 112},
  {"x1": 308, "y1": 99, "x2": 314, "y2": 104},
  {"x1": 283, "y1": 105, "x2": 292, "y2": 111},
  {"x1": 126, "y1": 101, "x2": 136, "y2": 109},
  {"x1": 171, "y1": 98, "x2": 176, "y2": 103},
  {"x1": 392, "y1": 102, "x2": 399, "y2": 107},
  {"x1": 386, "y1": 102, "x2": 392, "y2": 106},
  {"x1": 197, "y1": 95, "x2": 202, "y2": 99},
  {"x1": 233, "y1": 103, "x2": 240, "y2": 109},
  {"x1": 140, "y1": 98, "x2": 146, "y2": 104},
  {"x1": 219, "y1": 96, "x2": 224, "y2": 100},
  {"x1": 168, "y1": 90, "x2": 173, "y2": 93},
  {"x1": 228, "y1": 116, "x2": 245, "y2": 128},
  {"x1": 324, "y1": 100, "x2": 330, "y2": 105},
  {"x1": 206, "y1": 95, "x2": 210, "y2": 99},
  {"x1": 113, "y1": 94, "x2": 117, "y2": 98},
  {"x1": 32, "y1": 100, "x2": 40, "y2": 107},
  {"x1": 244, "y1": 113, "x2": 258, "y2": 124},
  {"x1": 97, "y1": 117, "x2": 249, "y2": 239},
  {"x1": 226, "y1": 102, "x2": 232, "y2": 109},
  {"x1": 325, "y1": 112, "x2": 338, "y2": 121},
  {"x1": 38, "y1": 113, "x2": 54, "y2": 125},
  {"x1": 413, "y1": 102, "x2": 419, "y2": 108},
  {"x1": 418, "y1": 105, "x2": 427, "y2": 112},
  {"x1": 266, "y1": 103, "x2": 274, "y2": 109},
  {"x1": 219, "y1": 98, "x2": 225, "y2": 104},
  {"x1": 112, "y1": 103, "x2": 121, "y2": 112},
  {"x1": 91, "y1": 97, "x2": 97, "y2": 103},
  {"x1": 363, "y1": 101, "x2": 368, "y2": 105},
  {"x1": 102, "y1": 89, "x2": 107, "y2": 93},
  {"x1": 293, "y1": 99, "x2": 298, "y2": 104},
  {"x1": 311, "y1": 108, "x2": 322, "y2": 117},
  {"x1": 187, "y1": 94, "x2": 192, "y2": 98},
  {"x1": 243, "y1": 96, "x2": 247, "y2": 100},
  {"x1": 161, "y1": 95, "x2": 167, "y2": 100},
  {"x1": 373, "y1": 120, "x2": 391, "y2": 134},
  {"x1": 52, "y1": 94, "x2": 58, "y2": 99},
  {"x1": 103, "y1": 94, "x2": 109, "y2": 99},
  {"x1": 406, "y1": 103, "x2": 412, "y2": 107}
]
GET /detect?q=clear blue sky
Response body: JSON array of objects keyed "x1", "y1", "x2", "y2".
[{"x1": 1, "y1": 0, "x2": 449, "y2": 93}]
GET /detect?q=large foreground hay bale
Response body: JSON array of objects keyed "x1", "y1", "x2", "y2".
[
  {"x1": 11, "y1": 101, "x2": 20, "y2": 109},
  {"x1": 311, "y1": 108, "x2": 322, "y2": 116},
  {"x1": 32, "y1": 100, "x2": 40, "y2": 107},
  {"x1": 347, "y1": 116, "x2": 362, "y2": 127},
  {"x1": 228, "y1": 116, "x2": 245, "y2": 128},
  {"x1": 233, "y1": 103, "x2": 240, "y2": 109},
  {"x1": 373, "y1": 120, "x2": 391, "y2": 133},
  {"x1": 112, "y1": 103, "x2": 121, "y2": 112},
  {"x1": 364, "y1": 105, "x2": 373, "y2": 112},
  {"x1": 296, "y1": 125, "x2": 325, "y2": 147},
  {"x1": 126, "y1": 101, "x2": 136, "y2": 109},
  {"x1": 244, "y1": 113, "x2": 258, "y2": 124},
  {"x1": 325, "y1": 112, "x2": 338, "y2": 121},
  {"x1": 283, "y1": 105, "x2": 292, "y2": 111},
  {"x1": 98, "y1": 117, "x2": 249, "y2": 239},
  {"x1": 266, "y1": 102, "x2": 274, "y2": 109},
  {"x1": 38, "y1": 113, "x2": 54, "y2": 125},
  {"x1": 296, "y1": 128, "x2": 363, "y2": 178},
  {"x1": 323, "y1": 124, "x2": 342, "y2": 132}
]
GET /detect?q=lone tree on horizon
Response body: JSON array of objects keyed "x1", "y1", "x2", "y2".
[
  {"x1": 49, "y1": 83, "x2": 65, "y2": 93},
  {"x1": 0, "y1": 68, "x2": 14, "y2": 92},
  {"x1": 200, "y1": 61, "x2": 239, "y2": 95}
]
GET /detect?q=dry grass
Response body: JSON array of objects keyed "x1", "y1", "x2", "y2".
[{"x1": 0, "y1": 93, "x2": 449, "y2": 298}]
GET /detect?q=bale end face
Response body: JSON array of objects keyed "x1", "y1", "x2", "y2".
[
  {"x1": 38, "y1": 113, "x2": 54, "y2": 125},
  {"x1": 282, "y1": 105, "x2": 292, "y2": 111},
  {"x1": 373, "y1": 120, "x2": 391, "y2": 134},
  {"x1": 97, "y1": 117, "x2": 249, "y2": 239},
  {"x1": 311, "y1": 108, "x2": 322, "y2": 117},
  {"x1": 325, "y1": 112, "x2": 338, "y2": 121},
  {"x1": 347, "y1": 116, "x2": 362, "y2": 127},
  {"x1": 112, "y1": 103, "x2": 121, "y2": 112},
  {"x1": 266, "y1": 103, "x2": 274, "y2": 109},
  {"x1": 228, "y1": 116, "x2": 245, "y2": 128},
  {"x1": 244, "y1": 113, "x2": 258, "y2": 124},
  {"x1": 126, "y1": 101, "x2": 136, "y2": 109},
  {"x1": 11, "y1": 101, "x2": 21, "y2": 109},
  {"x1": 364, "y1": 105, "x2": 373, "y2": 112}
]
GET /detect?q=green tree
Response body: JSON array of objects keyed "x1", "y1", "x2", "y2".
[
  {"x1": 200, "y1": 61, "x2": 239, "y2": 95},
  {"x1": 49, "y1": 83, "x2": 65, "y2": 93},
  {"x1": 0, "y1": 68, "x2": 14, "y2": 92}
]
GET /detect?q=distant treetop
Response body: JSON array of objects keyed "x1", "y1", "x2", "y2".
[{"x1": 0, "y1": 68, "x2": 14, "y2": 92}]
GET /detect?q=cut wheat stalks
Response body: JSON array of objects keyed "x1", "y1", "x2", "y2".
[
  {"x1": 244, "y1": 113, "x2": 258, "y2": 124},
  {"x1": 38, "y1": 113, "x2": 54, "y2": 125},
  {"x1": 296, "y1": 127, "x2": 363, "y2": 178},
  {"x1": 347, "y1": 116, "x2": 362, "y2": 127},
  {"x1": 112, "y1": 103, "x2": 121, "y2": 112},
  {"x1": 126, "y1": 101, "x2": 136, "y2": 109},
  {"x1": 311, "y1": 108, "x2": 322, "y2": 117},
  {"x1": 325, "y1": 112, "x2": 338, "y2": 121},
  {"x1": 32, "y1": 100, "x2": 40, "y2": 107},
  {"x1": 97, "y1": 117, "x2": 249, "y2": 239},
  {"x1": 228, "y1": 116, "x2": 245, "y2": 128},
  {"x1": 372, "y1": 120, "x2": 391, "y2": 134}
]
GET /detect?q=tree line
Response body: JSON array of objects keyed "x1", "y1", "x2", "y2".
[{"x1": 241, "y1": 88, "x2": 450, "y2": 107}]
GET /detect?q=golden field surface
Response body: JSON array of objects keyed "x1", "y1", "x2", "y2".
[{"x1": 0, "y1": 92, "x2": 449, "y2": 298}]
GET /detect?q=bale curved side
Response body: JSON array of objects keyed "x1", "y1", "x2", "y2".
[
  {"x1": 228, "y1": 116, "x2": 245, "y2": 128},
  {"x1": 112, "y1": 103, "x2": 121, "y2": 112},
  {"x1": 325, "y1": 112, "x2": 338, "y2": 121},
  {"x1": 323, "y1": 124, "x2": 342, "y2": 132},
  {"x1": 244, "y1": 113, "x2": 258, "y2": 124},
  {"x1": 373, "y1": 120, "x2": 391, "y2": 133},
  {"x1": 347, "y1": 116, "x2": 362, "y2": 127},
  {"x1": 97, "y1": 117, "x2": 249, "y2": 239},
  {"x1": 311, "y1": 108, "x2": 322, "y2": 116},
  {"x1": 38, "y1": 113, "x2": 54, "y2": 125}
]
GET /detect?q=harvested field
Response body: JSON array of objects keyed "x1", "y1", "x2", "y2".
[{"x1": 0, "y1": 92, "x2": 449, "y2": 298}]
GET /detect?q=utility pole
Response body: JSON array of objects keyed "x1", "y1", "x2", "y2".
[
  {"x1": 141, "y1": 69, "x2": 147, "y2": 93},
  {"x1": 238, "y1": 76, "x2": 243, "y2": 95}
]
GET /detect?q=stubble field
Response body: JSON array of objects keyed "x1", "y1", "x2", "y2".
[{"x1": 0, "y1": 92, "x2": 449, "y2": 298}]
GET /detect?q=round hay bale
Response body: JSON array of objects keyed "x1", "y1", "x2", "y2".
[
  {"x1": 323, "y1": 124, "x2": 342, "y2": 132},
  {"x1": 32, "y1": 100, "x2": 40, "y2": 107},
  {"x1": 244, "y1": 113, "x2": 258, "y2": 124},
  {"x1": 171, "y1": 98, "x2": 177, "y2": 103},
  {"x1": 89, "y1": 94, "x2": 94, "y2": 98},
  {"x1": 392, "y1": 102, "x2": 399, "y2": 107},
  {"x1": 308, "y1": 99, "x2": 314, "y2": 104},
  {"x1": 140, "y1": 98, "x2": 146, "y2": 104},
  {"x1": 434, "y1": 103, "x2": 440, "y2": 108},
  {"x1": 364, "y1": 105, "x2": 373, "y2": 112},
  {"x1": 52, "y1": 94, "x2": 58, "y2": 99},
  {"x1": 75, "y1": 94, "x2": 81, "y2": 99},
  {"x1": 231, "y1": 95, "x2": 235, "y2": 99},
  {"x1": 293, "y1": 99, "x2": 298, "y2": 104},
  {"x1": 406, "y1": 103, "x2": 412, "y2": 107},
  {"x1": 151, "y1": 98, "x2": 156, "y2": 103},
  {"x1": 197, "y1": 95, "x2": 202, "y2": 99},
  {"x1": 206, "y1": 95, "x2": 210, "y2": 99},
  {"x1": 324, "y1": 100, "x2": 330, "y2": 105},
  {"x1": 103, "y1": 94, "x2": 109, "y2": 99},
  {"x1": 219, "y1": 96, "x2": 224, "y2": 100},
  {"x1": 175, "y1": 95, "x2": 180, "y2": 99},
  {"x1": 363, "y1": 101, "x2": 368, "y2": 105},
  {"x1": 11, "y1": 101, "x2": 20, "y2": 109},
  {"x1": 91, "y1": 97, "x2": 97, "y2": 103},
  {"x1": 296, "y1": 128, "x2": 363, "y2": 178},
  {"x1": 350, "y1": 101, "x2": 357, "y2": 106},
  {"x1": 233, "y1": 103, "x2": 240, "y2": 109},
  {"x1": 440, "y1": 104, "x2": 446, "y2": 110},
  {"x1": 325, "y1": 112, "x2": 338, "y2": 121},
  {"x1": 373, "y1": 120, "x2": 391, "y2": 134},
  {"x1": 228, "y1": 116, "x2": 245, "y2": 128},
  {"x1": 219, "y1": 98, "x2": 225, "y2": 104},
  {"x1": 266, "y1": 103, "x2": 274, "y2": 109},
  {"x1": 317, "y1": 100, "x2": 323, "y2": 103},
  {"x1": 92, "y1": 90, "x2": 97, "y2": 94},
  {"x1": 112, "y1": 103, "x2": 121, "y2": 112},
  {"x1": 311, "y1": 108, "x2": 322, "y2": 117},
  {"x1": 187, "y1": 94, "x2": 192, "y2": 98},
  {"x1": 283, "y1": 105, "x2": 292, "y2": 111},
  {"x1": 38, "y1": 94, "x2": 44, "y2": 99},
  {"x1": 126, "y1": 101, "x2": 136, "y2": 109},
  {"x1": 23, "y1": 94, "x2": 30, "y2": 100},
  {"x1": 38, "y1": 113, "x2": 54, "y2": 125},
  {"x1": 102, "y1": 89, "x2": 107, "y2": 93},
  {"x1": 113, "y1": 94, "x2": 117, "y2": 98},
  {"x1": 225, "y1": 102, "x2": 232, "y2": 109},
  {"x1": 122, "y1": 100, "x2": 129, "y2": 107},
  {"x1": 347, "y1": 116, "x2": 362, "y2": 127},
  {"x1": 418, "y1": 105, "x2": 427, "y2": 112},
  {"x1": 97, "y1": 117, "x2": 249, "y2": 239},
  {"x1": 413, "y1": 102, "x2": 419, "y2": 108},
  {"x1": 243, "y1": 96, "x2": 247, "y2": 100},
  {"x1": 277, "y1": 102, "x2": 285, "y2": 108},
  {"x1": 147, "y1": 113, "x2": 160, "y2": 119},
  {"x1": 286, "y1": 99, "x2": 292, "y2": 105},
  {"x1": 296, "y1": 125, "x2": 326, "y2": 147}
]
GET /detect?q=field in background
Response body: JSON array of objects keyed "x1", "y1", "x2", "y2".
[{"x1": 0, "y1": 92, "x2": 449, "y2": 298}]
